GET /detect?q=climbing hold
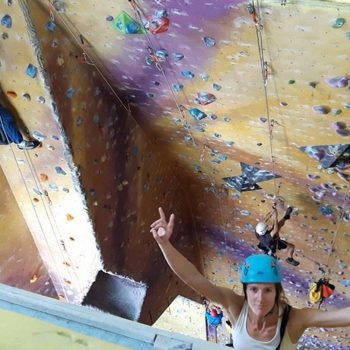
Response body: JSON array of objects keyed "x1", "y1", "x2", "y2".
[
  {"x1": 76, "y1": 116, "x2": 84, "y2": 126},
  {"x1": 6, "y1": 91, "x2": 17, "y2": 98},
  {"x1": 326, "y1": 76, "x2": 349, "y2": 88},
  {"x1": 288, "y1": 79, "x2": 295, "y2": 84},
  {"x1": 307, "y1": 174, "x2": 320, "y2": 180},
  {"x1": 37, "y1": 96, "x2": 45, "y2": 104},
  {"x1": 189, "y1": 108, "x2": 207, "y2": 121},
  {"x1": 173, "y1": 53, "x2": 184, "y2": 61},
  {"x1": 145, "y1": 10, "x2": 170, "y2": 34},
  {"x1": 52, "y1": 0, "x2": 65, "y2": 13},
  {"x1": 105, "y1": 16, "x2": 114, "y2": 22},
  {"x1": 47, "y1": 20, "x2": 56, "y2": 32},
  {"x1": 1, "y1": 15, "x2": 12, "y2": 28},
  {"x1": 22, "y1": 93, "x2": 31, "y2": 101},
  {"x1": 331, "y1": 121, "x2": 347, "y2": 130},
  {"x1": 210, "y1": 114, "x2": 218, "y2": 120},
  {"x1": 181, "y1": 70, "x2": 194, "y2": 78},
  {"x1": 40, "y1": 173, "x2": 49, "y2": 182},
  {"x1": 32, "y1": 131, "x2": 46, "y2": 142},
  {"x1": 66, "y1": 87, "x2": 75, "y2": 99},
  {"x1": 26, "y1": 64, "x2": 38, "y2": 78},
  {"x1": 320, "y1": 206, "x2": 333, "y2": 216},
  {"x1": 331, "y1": 18, "x2": 345, "y2": 29},
  {"x1": 113, "y1": 11, "x2": 146, "y2": 35},
  {"x1": 2, "y1": 32, "x2": 8, "y2": 39},
  {"x1": 336, "y1": 129, "x2": 350, "y2": 137},
  {"x1": 155, "y1": 49, "x2": 168, "y2": 61},
  {"x1": 66, "y1": 214, "x2": 74, "y2": 221},
  {"x1": 213, "y1": 83, "x2": 221, "y2": 91},
  {"x1": 195, "y1": 92, "x2": 216, "y2": 105},
  {"x1": 203, "y1": 36, "x2": 216, "y2": 47},
  {"x1": 346, "y1": 32, "x2": 350, "y2": 40},
  {"x1": 172, "y1": 84, "x2": 183, "y2": 92},
  {"x1": 344, "y1": 102, "x2": 350, "y2": 110},
  {"x1": 30, "y1": 275, "x2": 38, "y2": 284},
  {"x1": 55, "y1": 166, "x2": 67, "y2": 175},
  {"x1": 332, "y1": 109, "x2": 342, "y2": 116},
  {"x1": 93, "y1": 114, "x2": 100, "y2": 125},
  {"x1": 200, "y1": 73, "x2": 209, "y2": 81},
  {"x1": 309, "y1": 81, "x2": 318, "y2": 88},
  {"x1": 312, "y1": 105, "x2": 330, "y2": 115}
]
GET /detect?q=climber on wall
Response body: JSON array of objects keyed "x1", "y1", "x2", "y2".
[
  {"x1": 0, "y1": 104, "x2": 41, "y2": 150},
  {"x1": 150, "y1": 207, "x2": 350, "y2": 349},
  {"x1": 204, "y1": 300, "x2": 223, "y2": 328},
  {"x1": 255, "y1": 205, "x2": 300, "y2": 266}
]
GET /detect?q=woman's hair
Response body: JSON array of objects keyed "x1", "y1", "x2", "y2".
[{"x1": 242, "y1": 283, "x2": 289, "y2": 307}]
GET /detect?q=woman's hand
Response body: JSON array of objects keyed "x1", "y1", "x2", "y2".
[{"x1": 150, "y1": 207, "x2": 175, "y2": 245}]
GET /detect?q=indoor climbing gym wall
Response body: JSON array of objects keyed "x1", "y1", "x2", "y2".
[
  {"x1": 0, "y1": 0, "x2": 104, "y2": 304},
  {"x1": 1, "y1": 0, "x2": 350, "y2": 349},
  {"x1": 0, "y1": 167, "x2": 57, "y2": 298},
  {"x1": 0, "y1": 0, "x2": 201, "y2": 325},
  {"x1": 28, "y1": 0, "x2": 201, "y2": 324}
]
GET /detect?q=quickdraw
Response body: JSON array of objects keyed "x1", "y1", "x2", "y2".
[{"x1": 247, "y1": 3, "x2": 263, "y2": 31}]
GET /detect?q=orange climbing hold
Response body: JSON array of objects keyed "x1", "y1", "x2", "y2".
[{"x1": 6, "y1": 91, "x2": 17, "y2": 98}]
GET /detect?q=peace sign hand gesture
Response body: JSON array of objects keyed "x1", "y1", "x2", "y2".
[{"x1": 150, "y1": 207, "x2": 175, "y2": 245}]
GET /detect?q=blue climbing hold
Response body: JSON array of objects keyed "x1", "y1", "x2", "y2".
[
  {"x1": 155, "y1": 49, "x2": 168, "y2": 61},
  {"x1": 213, "y1": 83, "x2": 222, "y2": 91},
  {"x1": 173, "y1": 53, "x2": 184, "y2": 61},
  {"x1": 55, "y1": 166, "x2": 67, "y2": 175},
  {"x1": 320, "y1": 206, "x2": 333, "y2": 216},
  {"x1": 66, "y1": 87, "x2": 76, "y2": 99},
  {"x1": 189, "y1": 108, "x2": 207, "y2": 121},
  {"x1": 26, "y1": 64, "x2": 38, "y2": 78},
  {"x1": 203, "y1": 36, "x2": 216, "y2": 48},
  {"x1": 181, "y1": 71, "x2": 195, "y2": 78},
  {"x1": 172, "y1": 84, "x2": 183, "y2": 92},
  {"x1": 331, "y1": 18, "x2": 345, "y2": 29},
  {"x1": 1, "y1": 15, "x2": 12, "y2": 28},
  {"x1": 47, "y1": 20, "x2": 56, "y2": 32},
  {"x1": 106, "y1": 15, "x2": 114, "y2": 22}
]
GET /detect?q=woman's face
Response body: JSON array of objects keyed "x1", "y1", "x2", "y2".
[{"x1": 246, "y1": 283, "x2": 277, "y2": 317}]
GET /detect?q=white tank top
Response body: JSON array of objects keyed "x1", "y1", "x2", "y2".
[{"x1": 232, "y1": 302, "x2": 296, "y2": 350}]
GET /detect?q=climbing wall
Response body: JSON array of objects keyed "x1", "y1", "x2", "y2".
[
  {"x1": 0, "y1": 167, "x2": 57, "y2": 297},
  {"x1": 0, "y1": 0, "x2": 201, "y2": 324},
  {"x1": 0, "y1": 0, "x2": 106, "y2": 303},
  {"x1": 2, "y1": 0, "x2": 350, "y2": 348}
]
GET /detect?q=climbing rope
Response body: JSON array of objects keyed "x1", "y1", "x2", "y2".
[
  {"x1": 0, "y1": 115, "x2": 71, "y2": 300},
  {"x1": 250, "y1": 0, "x2": 278, "y2": 197}
]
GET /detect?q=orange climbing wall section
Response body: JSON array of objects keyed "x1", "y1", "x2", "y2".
[
  {"x1": 0, "y1": 167, "x2": 56, "y2": 298},
  {"x1": 0, "y1": 0, "x2": 103, "y2": 303}
]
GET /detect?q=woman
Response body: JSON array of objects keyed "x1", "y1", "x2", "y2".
[{"x1": 150, "y1": 207, "x2": 350, "y2": 349}]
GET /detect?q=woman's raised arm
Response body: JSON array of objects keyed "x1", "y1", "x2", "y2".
[{"x1": 150, "y1": 207, "x2": 243, "y2": 311}]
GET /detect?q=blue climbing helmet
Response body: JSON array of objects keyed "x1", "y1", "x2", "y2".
[{"x1": 240, "y1": 254, "x2": 282, "y2": 284}]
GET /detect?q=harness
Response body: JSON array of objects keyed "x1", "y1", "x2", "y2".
[{"x1": 276, "y1": 305, "x2": 291, "y2": 350}]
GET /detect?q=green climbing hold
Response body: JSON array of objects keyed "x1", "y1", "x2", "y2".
[
  {"x1": 331, "y1": 18, "x2": 345, "y2": 29},
  {"x1": 288, "y1": 80, "x2": 295, "y2": 84},
  {"x1": 113, "y1": 11, "x2": 146, "y2": 34}
]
